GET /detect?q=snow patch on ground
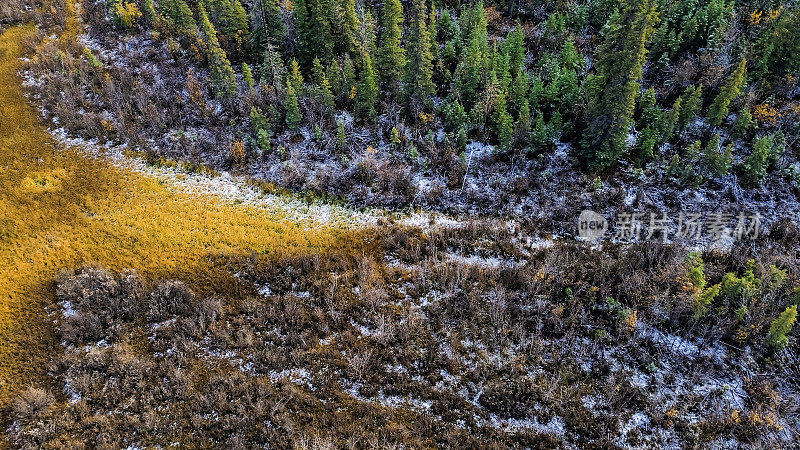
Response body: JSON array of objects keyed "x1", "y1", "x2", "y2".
[
  {"x1": 443, "y1": 252, "x2": 523, "y2": 269},
  {"x1": 637, "y1": 323, "x2": 700, "y2": 359},
  {"x1": 269, "y1": 368, "x2": 314, "y2": 390},
  {"x1": 46, "y1": 127, "x2": 561, "y2": 245},
  {"x1": 485, "y1": 413, "x2": 567, "y2": 437},
  {"x1": 59, "y1": 300, "x2": 77, "y2": 318}
]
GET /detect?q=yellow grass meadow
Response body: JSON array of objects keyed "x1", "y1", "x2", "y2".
[{"x1": 0, "y1": 23, "x2": 371, "y2": 414}]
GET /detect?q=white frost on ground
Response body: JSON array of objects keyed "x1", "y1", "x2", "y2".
[
  {"x1": 636, "y1": 323, "x2": 700, "y2": 359},
  {"x1": 350, "y1": 319, "x2": 381, "y2": 338},
  {"x1": 484, "y1": 412, "x2": 567, "y2": 437},
  {"x1": 47, "y1": 127, "x2": 555, "y2": 241},
  {"x1": 443, "y1": 252, "x2": 523, "y2": 269},
  {"x1": 376, "y1": 393, "x2": 433, "y2": 412},
  {"x1": 615, "y1": 411, "x2": 652, "y2": 448},
  {"x1": 269, "y1": 368, "x2": 314, "y2": 390},
  {"x1": 63, "y1": 380, "x2": 81, "y2": 404},
  {"x1": 59, "y1": 300, "x2": 77, "y2": 318},
  {"x1": 255, "y1": 282, "x2": 273, "y2": 297}
]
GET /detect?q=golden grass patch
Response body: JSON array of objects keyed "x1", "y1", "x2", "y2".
[
  {"x1": 0, "y1": 23, "x2": 373, "y2": 419},
  {"x1": 19, "y1": 168, "x2": 69, "y2": 193}
]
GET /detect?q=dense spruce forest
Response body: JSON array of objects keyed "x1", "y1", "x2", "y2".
[{"x1": 10, "y1": 0, "x2": 800, "y2": 225}]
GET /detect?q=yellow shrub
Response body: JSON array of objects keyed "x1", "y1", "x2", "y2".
[
  {"x1": 230, "y1": 139, "x2": 246, "y2": 165},
  {"x1": 418, "y1": 112, "x2": 434, "y2": 125},
  {"x1": 114, "y1": 1, "x2": 142, "y2": 29},
  {"x1": 753, "y1": 104, "x2": 779, "y2": 125},
  {"x1": 186, "y1": 69, "x2": 205, "y2": 108},
  {"x1": 623, "y1": 309, "x2": 638, "y2": 332}
]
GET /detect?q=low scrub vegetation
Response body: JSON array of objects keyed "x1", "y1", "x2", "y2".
[{"x1": 9, "y1": 224, "x2": 800, "y2": 447}]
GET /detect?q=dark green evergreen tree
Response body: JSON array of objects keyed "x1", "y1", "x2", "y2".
[
  {"x1": 159, "y1": 0, "x2": 197, "y2": 37},
  {"x1": 242, "y1": 62, "x2": 255, "y2": 91},
  {"x1": 455, "y1": 3, "x2": 489, "y2": 110},
  {"x1": 295, "y1": 0, "x2": 334, "y2": 69},
  {"x1": 755, "y1": 8, "x2": 800, "y2": 80},
  {"x1": 288, "y1": 58, "x2": 304, "y2": 93},
  {"x1": 198, "y1": 1, "x2": 237, "y2": 97},
  {"x1": 204, "y1": 0, "x2": 249, "y2": 60},
  {"x1": 676, "y1": 84, "x2": 703, "y2": 131},
  {"x1": 285, "y1": 79, "x2": 302, "y2": 130},
  {"x1": 580, "y1": 0, "x2": 659, "y2": 170},
  {"x1": 356, "y1": 50, "x2": 379, "y2": 120},
  {"x1": 404, "y1": 0, "x2": 435, "y2": 108},
  {"x1": 708, "y1": 58, "x2": 746, "y2": 126},
  {"x1": 342, "y1": 55, "x2": 357, "y2": 107},
  {"x1": 260, "y1": 42, "x2": 285, "y2": 89},
  {"x1": 505, "y1": 24, "x2": 525, "y2": 78},
  {"x1": 342, "y1": 0, "x2": 361, "y2": 56},
  {"x1": 493, "y1": 88, "x2": 514, "y2": 152},
  {"x1": 250, "y1": 0, "x2": 285, "y2": 58},
  {"x1": 377, "y1": 0, "x2": 406, "y2": 94}
]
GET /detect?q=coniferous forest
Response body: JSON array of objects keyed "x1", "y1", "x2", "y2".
[
  {"x1": 1, "y1": 0, "x2": 800, "y2": 447},
  {"x1": 11, "y1": 0, "x2": 800, "y2": 218}
]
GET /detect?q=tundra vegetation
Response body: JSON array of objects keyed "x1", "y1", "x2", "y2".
[
  {"x1": 2, "y1": 0, "x2": 800, "y2": 447},
  {"x1": 9, "y1": 227, "x2": 800, "y2": 447}
]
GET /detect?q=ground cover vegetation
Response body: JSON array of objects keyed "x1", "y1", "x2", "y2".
[
  {"x1": 0, "y1": 12, "x2": 370, "y2": 432},
  {"x1": 7, "y1": 224, "x2": 800, "y2": 447}
]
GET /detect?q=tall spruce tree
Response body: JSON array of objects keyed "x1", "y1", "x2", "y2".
[
  {"x1": 250, "y1": 0, "x2": 285, "y2": 58},
  {"x1": 428, "y1": 3, "x2": 438, "y2": 62},
  {"x1": 289, "y1": 58, "x2": 304, "y2": 93},
  {"x1": 455, "y1": 2, "x2": 489, "y2": 110},
  {"x1": 356, "y1": 9, "x2": 378, "y2": 56},
  {"x1": 342, "y1": 0, "x2": 361, "y2": 56},
  {"x1": 377, "y1": 0, "x2": 406, "y2": 94},
  {"x1": 242, "y1": 62, "x2": 255, "y2": 90},
  {"x1": 505, "y1": 24, "x2": 525, "y2": 78},
  {"x1": 493, "y1": 88, "x2": 514, "y2": 152},
  {"x1": 312, "y1": 57, "x2": 326, "y2": 86},
  {"x1": 356, "y1": 50, "x2": 379, "y2": 120},
  {"x1": 313, "y1": 57, "x2": 334, "y2": 111},
  {"x1": 405, "y1": 0, "x2": 435, "y2": 107},
  {"x1": 438, "y1": 7, "x2": 459, "y2": 45},
  {"x1": 326, "y1": 59, "x2": 342, "y2": 102},
  {"x1": 676, "y1": 84, "x2": 703, "y2": 131},
  {"x1": 285, "y1": 79, "x2": 302, "y2": 130},
  {"x1": 198, "y1": 2, "x2": 237, "y2": 97},
  {"x1": 295, "y1": 0, "x2": 334, "y2": 69},
  {"x1": 755, "y1": 7, "x2": 800, "y2": 80},
  {"x1": 342, "y1": 55, "x2": 357, "y2": 106},
  {"x1": 261, "y1": 42, "x2": 285, "y2": 89},
  {"x1": 204, "y1": 0, "x2": 249, "y2": 60},
  {"x1": 708, "y1": 58, "x2": 746, "y2": 126},
  {"x1": 159, "y1": 0, "x2": 197, "y2": 37},
  {"x1": 509, "y1": 64, "x2": 529, "y2": 116},
  {"x1": 768, "y1": 305, "x2": 798, "y2": 351},
  {"x1": 319, "y1": 74, "x2": 335, "y2": 111},
  {"x1": 580, "y1": 0, "x2": 659, "y2": 170}
]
